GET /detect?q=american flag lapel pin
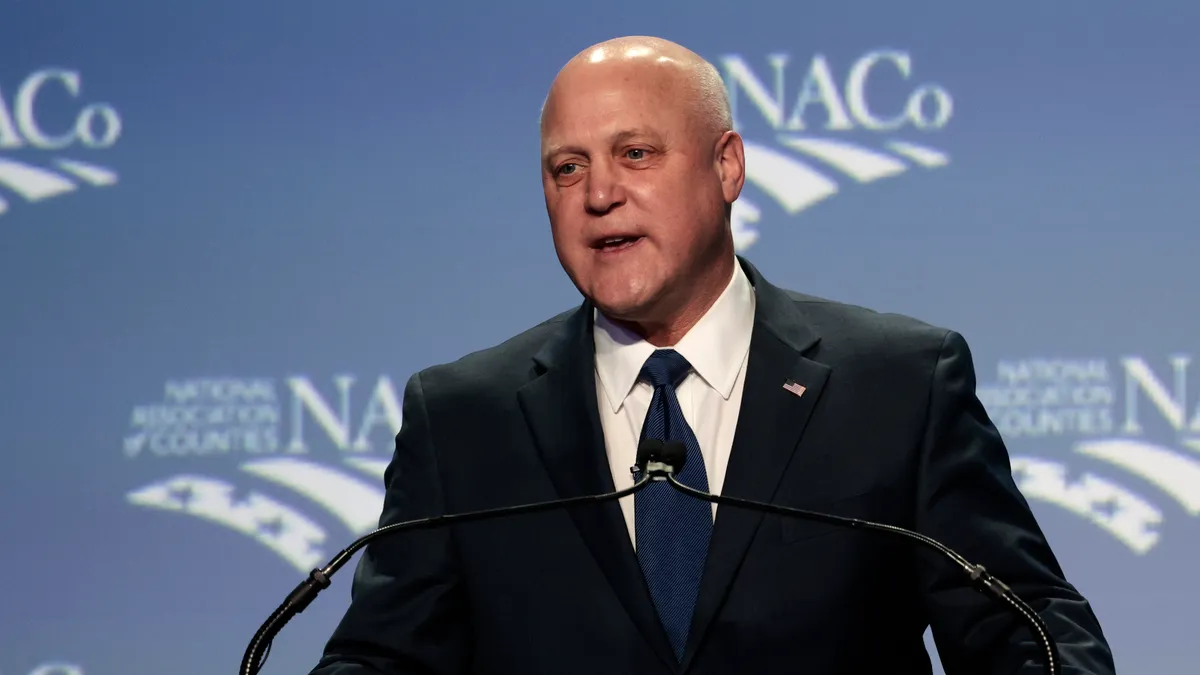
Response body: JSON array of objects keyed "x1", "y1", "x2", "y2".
[{"x1": 782, "y1": 379, "x2": 807, "y2": 398}]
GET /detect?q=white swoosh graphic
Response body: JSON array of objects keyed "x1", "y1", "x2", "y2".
[
  {"x1": 241, "y1": 457, "x2": 384, "y2": 534},
  {"x1": 344, "y1": 457, "x2": 391, "y2": 479},
  {"x1": 885, "y1": 141, "x2": 949, "y2": 168},
  {"x1": 1075, "y1": 439, "x2": 1200, "y2": 515},
  {"x1": 1011, "y1": 456, "x2": 1161, "y2": 554},
  {"x1": 776, "y1": 135, "x2": 907, "y2": 182},
  {"x1": 0, "y1": 195, "x2": 7, "y2": 215},
  {"x1": 127, "y1": 474, "x2": 327, "y2": 572},
  {"x1": 56, "y1": 158, "x2": 118, "y2": 186},
  {"x1": 0, "y1": 157, "x2": 76, "y2": 200},
  {"x1": 743, "y1": 141, "x2": 837, "y2": 213}
]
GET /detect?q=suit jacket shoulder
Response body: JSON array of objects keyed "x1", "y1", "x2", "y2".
[
  {"x1": 776, "y1": 288, "x2": 964, "y2": 380},
  {"x1": 414, "y1": 307, "x2": 577, "y2": 412}
]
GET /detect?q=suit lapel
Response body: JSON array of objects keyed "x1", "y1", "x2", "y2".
[
  {"x1": 681, "y1": 260, "x2": 831, "y2": 670},
  {"x1": 516, "y1": 304, "x2": 678, "y2": 670}
]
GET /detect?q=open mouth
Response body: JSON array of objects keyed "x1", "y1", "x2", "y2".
[{"x1": 593, "y1": 235, "x2": 643, "y2": 252}]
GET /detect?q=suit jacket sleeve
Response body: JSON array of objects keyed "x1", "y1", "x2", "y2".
[
  {"x1": 915, "y1": 330, "x2": 1116, "y2": 674},
  {"x1": 310, "y1": 371, "x2": 470, "y2": 674}
]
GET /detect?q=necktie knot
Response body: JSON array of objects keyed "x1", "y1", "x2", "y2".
[{"x1": 639, "y1": 349, "x2": 692, "y2": 389}]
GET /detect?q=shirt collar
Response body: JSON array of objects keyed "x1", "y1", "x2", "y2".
[{"x1": 593, "y1": 260, "x2": 756, "y2": 414}]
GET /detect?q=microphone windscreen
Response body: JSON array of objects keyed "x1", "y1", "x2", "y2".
[
  {"x1": 635, "y1": 438, "x2": 664, "y2": 469},
  {"x1": 662, "y1": 441, "x2": 687, "y2": 473}
]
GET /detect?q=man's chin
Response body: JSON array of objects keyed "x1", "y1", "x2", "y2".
[
  {"x1": 589, "y1": 292, "x2": 666, "y2": 328},
  {"x1": 583, "y1": 277, "x2": 668, "y2": 323}
]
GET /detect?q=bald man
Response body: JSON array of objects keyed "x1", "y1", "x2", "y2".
[{"x1": 310, "y1": 37, "x2": 1114, "y2": 674}]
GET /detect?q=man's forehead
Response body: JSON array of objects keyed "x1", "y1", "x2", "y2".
[
  {"x1": 541, "y1": 89, "x2": 678, "y2": 150},
  {"x1": 541, "y1": 73, "x2": 684, "y2": 144}
]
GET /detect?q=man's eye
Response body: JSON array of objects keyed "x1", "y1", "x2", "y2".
[
  {"x1": 557, "y1": 163, "x2": 577, "y2": 176},
  {"x1": 626, "y1": 149, "x2": 645, "y2": 160}
]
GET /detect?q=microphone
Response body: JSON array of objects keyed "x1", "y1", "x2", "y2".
[
  {"x1": 238, "y1": 439, "x2": 666, "y2": 675},
  {"x1": 641, "y1": 440, "x2": 1062, "y2": 675}
]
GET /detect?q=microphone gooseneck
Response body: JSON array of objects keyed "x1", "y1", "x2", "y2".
[
  {"x1": 239, "y1": 440, "x2": 662, "y2": 675},
  {"x1": 646, "y1": 440, "x2": 1062, "y2": 675},
  {"x1": 244, "y1": 438, "x2": 1064, "y2": 675}
]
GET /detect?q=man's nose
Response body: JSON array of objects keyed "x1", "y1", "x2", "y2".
[{"x1": 585, "y1": 161, "x2": 626, "y2": 214}]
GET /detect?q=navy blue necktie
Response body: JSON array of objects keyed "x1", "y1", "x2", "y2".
[{"x1": 634, "y1": 349, "x2": 712, "y2": 661}]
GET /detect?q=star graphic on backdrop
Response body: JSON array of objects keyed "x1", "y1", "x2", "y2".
[
  {"x1": 168, "y1": 482, "x2": 195, "y2": 508},
  {"x1": 257, "y1": 516, "x2": 286, "y2": 539},
  {"x1": 1091, "y1": 496, "x2": 1120, "y2": 521}
]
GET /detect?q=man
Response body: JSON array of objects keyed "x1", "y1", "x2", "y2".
[{"x1": 310, "y1": 36, "x2": 1114, "y2": 674}]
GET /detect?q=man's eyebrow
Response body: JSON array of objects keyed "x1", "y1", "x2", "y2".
[
  {"x1": 542, "y1": 128, "x2": 662, "y2": 162},
  {"x1": 611, "y1": 128, "x2": 664, "y2": 146},
  {"x1": 542, "y1": 142, "x2": 581, "y2": 160}
]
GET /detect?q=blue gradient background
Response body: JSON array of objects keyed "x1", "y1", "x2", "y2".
[{"x1": 2, "y1": 1, "x2": 1198, "y2": 674}]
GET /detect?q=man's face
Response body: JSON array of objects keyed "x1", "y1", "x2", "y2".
[{"x1": 540, "y1": 58, "x2": 742, "y2": 325}]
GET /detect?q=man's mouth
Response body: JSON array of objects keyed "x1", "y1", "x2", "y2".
[{"x1": 593, "y1": 235, "x2": 644, "y2": 251}]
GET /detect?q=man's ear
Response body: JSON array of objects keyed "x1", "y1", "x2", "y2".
[{"x1": 715, "y1": 130, "x2": 746, "y2": 203}]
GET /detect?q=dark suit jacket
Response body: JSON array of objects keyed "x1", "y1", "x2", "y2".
[{"x1": 310, "y1": 258, "x2": 1114, "y2": 674}]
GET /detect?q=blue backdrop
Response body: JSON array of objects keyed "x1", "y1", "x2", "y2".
[{"x1": 2, "y1": 2, "x2": 1197, "y2": 674}]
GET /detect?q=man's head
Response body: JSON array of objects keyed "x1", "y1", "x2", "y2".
[{"x1": 539, "y1": 36, "x2": 745, "y2": 345}]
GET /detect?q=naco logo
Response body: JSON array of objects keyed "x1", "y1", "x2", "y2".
[
  {"x1": 121, "y1": 361, "x2": 1200, "y2": 569},
  {"x1": 122, "y1": 375, "x2": 402, "y2": 573},
  {"x1": 125, "y1": 361, "x2": 1200, "y2": 570},
  {"x1": 0, "y1": 69, "x2": 121, "y2": 217},
  {"x1": 716, "y1": 50, "x2": 952, "y2": 250},
  {"x1": 979, "y1": 355, "x2": 1200, "y2": 555}
]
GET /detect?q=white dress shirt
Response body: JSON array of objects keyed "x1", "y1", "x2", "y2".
[{"x1": 593, "y1": 261, "x2": 756, "y2": 548}]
